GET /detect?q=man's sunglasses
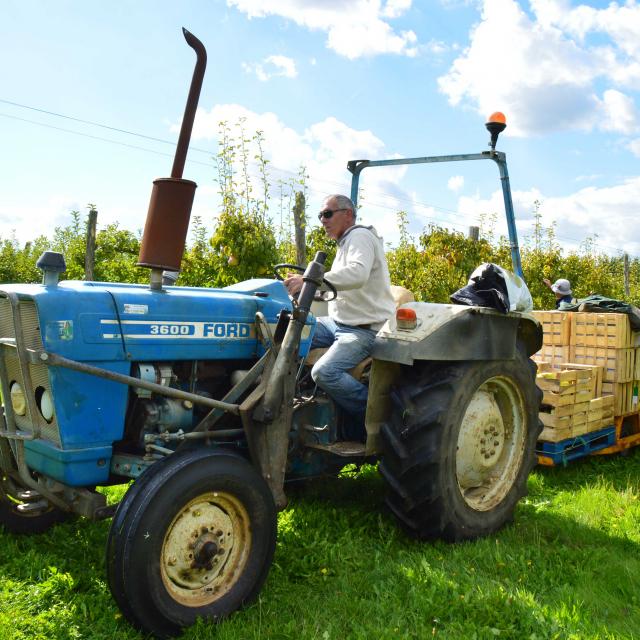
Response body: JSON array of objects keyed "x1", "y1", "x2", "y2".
[{"x1": 318, "y1": 208, "x2": 348, "y2": 220}]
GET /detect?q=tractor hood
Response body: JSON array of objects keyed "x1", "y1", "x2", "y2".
[{"x1": 0, "y1": 279, "x2": 312, "y2": 363}]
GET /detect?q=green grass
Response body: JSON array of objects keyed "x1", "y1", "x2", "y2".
[{"x1": 1, "y1": 453, "x2": 640, "y2": 640}]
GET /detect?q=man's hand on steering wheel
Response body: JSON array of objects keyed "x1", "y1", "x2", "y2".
[
  {"x1": 273, "y1": 263, "x2": 337, "y2": 301},
  {"x1": 284, "y1": 273, "x2": 304, "y2": 297}
]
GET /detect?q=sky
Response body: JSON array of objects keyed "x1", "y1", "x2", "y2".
[{"x1": 1, "y1": 0, "x2": 639, "y2": 263}]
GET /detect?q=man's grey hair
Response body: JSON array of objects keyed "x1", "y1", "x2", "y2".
[{"x1": 327, "y1": 194, "x2": 356, "y2": 218}]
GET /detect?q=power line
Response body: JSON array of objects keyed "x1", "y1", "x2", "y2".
[
  {"x1": 0, "y1": 100, "x2": 624, "y2": 253},
  {"x1": 0, "y1": 97, "x2": 497, "y2": 221},
  {"x1": 0, "y1": 111, "x2": 468, "y2": 231},
  {"x1": 0, "y1": 112, "x2": 216, "y2": 168},
  {"x1": 0, "y1": 98, "x2": 216, "y2": 156}
]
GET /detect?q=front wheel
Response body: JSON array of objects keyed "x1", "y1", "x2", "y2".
[
  {"x1": 106, "y1": 448, "x2": 277, "y2": 638},
  {"x1": 379, "y1": 345, "x2": 542, "y2": 541}
]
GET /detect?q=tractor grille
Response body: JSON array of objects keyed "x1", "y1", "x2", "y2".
[{"x1": 0, "y1": 295, "x2": 61, "y2": 445}]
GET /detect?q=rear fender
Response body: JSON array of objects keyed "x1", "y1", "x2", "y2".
[{"x1": 372, "y1": 303, "x2": 542, "y2": 366}]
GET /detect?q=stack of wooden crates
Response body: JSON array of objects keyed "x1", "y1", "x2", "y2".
[{"x1": 532, "y1": 310, "x2": 637, "y2": 443}]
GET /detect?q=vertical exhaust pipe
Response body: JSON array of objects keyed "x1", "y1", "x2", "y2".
[{"x1": 137, "y1": 28, "x2": 207, "y2": 289}]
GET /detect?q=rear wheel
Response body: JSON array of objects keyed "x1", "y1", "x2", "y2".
[
  {"x1": 379, "y1": 345, "x2": 542, "y2": 541},
  {"x1": 106, "y1": 448, "x2": 277, "y2": 638}
]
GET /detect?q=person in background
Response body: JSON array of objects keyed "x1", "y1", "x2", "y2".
[
  {"x1": 284, "y1": 194, "x2": 396, "y2": 441},
  {"x1": 543, "y1": 278, "x2": 573, "y2": 308}
]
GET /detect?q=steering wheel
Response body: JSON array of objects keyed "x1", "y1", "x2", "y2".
[{"x1": 273, "y1": 263, "x2": 338, "y2": 301}]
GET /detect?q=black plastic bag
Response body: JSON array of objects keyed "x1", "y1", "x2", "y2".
[{"x1": 450, "y1": 263, "x2": 510, "y2": 313}]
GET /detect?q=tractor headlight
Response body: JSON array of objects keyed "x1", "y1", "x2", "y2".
[
  {"x1": 35, "y1": 386, "x2": 54, "y2": 423},
  {"x1": 10, "y1": 381, "x2": 26, "y2": 416}
]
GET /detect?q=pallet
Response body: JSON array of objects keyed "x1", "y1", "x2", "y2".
[{"x1": 537, "y1": 426, "x2": 616, "y2": 466}]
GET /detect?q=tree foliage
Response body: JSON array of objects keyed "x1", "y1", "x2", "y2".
[
  {"x1": 0, "y1": 235, "x2": 49, "y2": 284},
  {"x1": 3, "y1": 126, "x2": 640, "y2": 314},
  {"x1": 386, "y1": 212, "x2": 494, "y2": 302}
]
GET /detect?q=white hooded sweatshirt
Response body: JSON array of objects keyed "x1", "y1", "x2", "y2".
[{"x1": 324, "y1": 225, "x2": 396, "y2": 329}]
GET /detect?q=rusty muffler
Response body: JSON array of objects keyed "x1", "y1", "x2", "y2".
[{"x1": 137, "y1": 28, "x2": 207, "y2": 288}]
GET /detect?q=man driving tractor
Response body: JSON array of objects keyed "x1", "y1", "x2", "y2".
[{"x1": 284, "y1": 193, "x2": 395, "y2": 440}]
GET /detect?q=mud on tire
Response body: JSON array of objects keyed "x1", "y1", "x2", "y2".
[{"x1": 379, "y1": 344, "x2": 542, "y2": 541}]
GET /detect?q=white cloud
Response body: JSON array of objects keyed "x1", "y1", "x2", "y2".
[
  {"x1": 438, "y1": 0, "x2": 640, "y2": 137},
  {"x1": 424, "y1": 39, "x2": 449, "y2": 55},
  {"x1": 597, "y1": 89, "x2": 640, "y2": 134},
  {"x1": 455, "y1": 177, "x2": 640, "y2": 256},
  {"x1": 628, "y1": 138, "x2": 640, "y2": 157},
  {"x1": 242, "y1": 54, "x2": 298, "y2": 82},
  {"x1": 171, "y1": 101, "x2": 640, "y2": 251},
  {"x1": 382, "y1": 0, "x2": 412, "y2": 18},
  {"x1": 448, "y1": 175, "x2": 464, "y2": 191},
  {"x1": 227, "y1": 0, "x2": 419, "y2": 59},
  {"x1": 0, "y1": 196, "x2": 80, "y2": 242},
  {"x1": 575, "y1": 174, "x2": 603, "y2": 183},
  {"x1": 173, "y1": 103, "x2": 410, "y2": 242}
]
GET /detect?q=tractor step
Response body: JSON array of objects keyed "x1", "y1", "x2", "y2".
[
  {"x1": 16, "y1": 499, "x2": 50, "y2": 514},
  {"x1": 306, "y1": 441, "x2": 366, "y2": 457},
  {"x1": 16, "y1": 490, "x2": 41, "y2": 501}
]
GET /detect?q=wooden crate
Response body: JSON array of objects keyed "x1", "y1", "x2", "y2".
[
  {"x1": 539, "y1": 419, "x2": 597, "y2": 443},
  {"x1": 540, "y1": 400, "x2": 590, "y2": 419},
  {"x1": 589, "y1": 395, "x2": 615, "y2": 411},
  {"x1": 540, "y1": 396, "x2": 614, "y2": 442},
  {"x1": 587, "y1": 396, "x2": 615, "y2": 423},
  {"x1": 570, "y1": 312, "x2": 632, "y2": 348},
  {"x1": 542, "y1": 389, "x2": 591, "y2": 407},
  {"x1": 587, "y1": 417, "x2": 615, "y2": 430},
  {"x1": 558, "y1": 363, "x2": 603, "y2": 399},
  {"x1": 532, "y1": 310, "x2": 571, "y2": 346},
  {"x1": 540, "y1": 409, "x2": 588, "y2": 428},
  {"x1": 534, "y1": 344, "x2": 569, "y2": 366},
  {"x1": 602, "y1": 381, "x2": 638, "y2": 415},
  {"x1": 538, "y1": 370, "x2": 593, "y2": 403},
  {"x1": 635, "y1": 347, "x2": 640, "y2": 379},
  {"x1": 569, "y1": 346, "x2": 634, "y2": 383},
  {"x1": 539, "y1": 427, "x2": 568, "y2": 442},
  {"x1": 540, "y1": 425, "x2": 573, "y2": 442},
  {"x1": 538, "y1": 374, "x2": 612, "y2": 442}
]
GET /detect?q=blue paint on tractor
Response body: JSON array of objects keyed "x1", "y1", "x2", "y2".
[
  {"x1": 1, "y1": 278, "x2": 315, "y2": 485},
  {"x1": 24, "y1": 439, "x2": 113, "y2": 485}
]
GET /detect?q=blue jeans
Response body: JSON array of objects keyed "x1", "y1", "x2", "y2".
[{"x1": 310, "y1": 317, "x2": 376, "y2": 418}]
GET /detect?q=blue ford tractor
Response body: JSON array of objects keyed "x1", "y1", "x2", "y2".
[{"x1": 0, "y1": 31, "x2": 542, "y2": 638}]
